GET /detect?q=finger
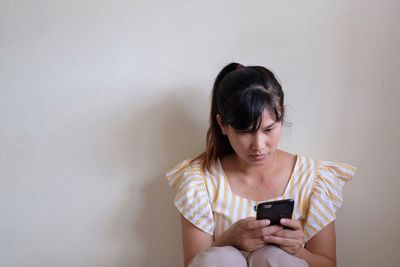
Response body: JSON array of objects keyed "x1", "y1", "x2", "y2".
[
  {"x1": 264, "y1": 235, "x2": 296, "y2": 247},
  {"x1": 246, "y1": 219, "x2": 271, "y2": 230},
  {"x1": 279, "y1": 219, "x2": 302, "y2": 230},
  {"x1": 260, "y1": 225, "x2": 283, "y2": 236},
  {"x1": 273, "y1": 228, "x2": 300, "y2": 238},
  {"x1": 252, "y1": 225, "x2": 282, "y2": 239},
  {"x1": 272, "y1": 229, "x2": 290, "y2": 238},
  {"x1": 273, "y1": 229, "x2": 306, "y2": 243}
]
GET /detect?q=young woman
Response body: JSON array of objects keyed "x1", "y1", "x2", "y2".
[{"x1": 166, "y1": 63, "x2": 356, "y2": 267}]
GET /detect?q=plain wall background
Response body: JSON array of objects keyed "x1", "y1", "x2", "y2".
[{"x1": 1, "y1": 1, "x2": 399, "y2": 266}]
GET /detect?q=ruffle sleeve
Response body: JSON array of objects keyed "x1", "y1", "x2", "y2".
[
  {"x1": 166, "y1": 159, "x2": 214, "y2": 235},
  {"x1": 303, "y1": 160, "x2": 357, "y2": 241}
]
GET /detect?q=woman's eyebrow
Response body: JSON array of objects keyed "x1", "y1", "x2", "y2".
[{"x1": 263, "y1": 122, "x2": 276, "y2": 128}]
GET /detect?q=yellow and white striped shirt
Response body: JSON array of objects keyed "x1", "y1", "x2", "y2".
[{"x1": 166, "y1": 155, "x2": 356, "y2": 241}]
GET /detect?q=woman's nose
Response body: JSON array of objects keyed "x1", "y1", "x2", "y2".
[{"x1": 251, "y1": 132, "x2": 265, "y2": 152}]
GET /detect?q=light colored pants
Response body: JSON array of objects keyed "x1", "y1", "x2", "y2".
[{"x1": 189, "y1": 245, "x2": 309, "y2": 267}]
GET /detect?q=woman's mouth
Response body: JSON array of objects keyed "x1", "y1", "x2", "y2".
[{"x1": 249, "y1": 154, "x2": 266, "y2": 161}]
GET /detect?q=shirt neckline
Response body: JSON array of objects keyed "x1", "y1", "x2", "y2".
[{"x1": 217, "y1": 154, "x2": 300, "y2": 204}]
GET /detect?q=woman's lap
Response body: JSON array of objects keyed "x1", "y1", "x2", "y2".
[
  {"x1": 189, "y1": 246, "x2": 247, "y2": 267},
  {"x1": 189, "y1": 245, "x2": 309, "y2": 267},
  {"x1": 247, "y1": 245, "x2": 309, "y2": 267}
]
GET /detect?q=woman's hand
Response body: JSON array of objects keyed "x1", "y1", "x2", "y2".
[
  {"x1": 214, "y1": 217, "x2": 283, "y2": 253},
  {"x1": 265, "y1": 218, "x2": 306, "y2": 256}
]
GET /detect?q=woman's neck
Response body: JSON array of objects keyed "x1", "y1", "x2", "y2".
[{"x1": 233, "y1": 150, "x2": 280, "y2": 179}]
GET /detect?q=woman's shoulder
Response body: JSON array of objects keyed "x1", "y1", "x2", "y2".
[
  {"x1": 277, "y1": 150, "x2": 297, "y2": 164},
  {"x1": 289, "y1": 153, "x2": 357, "y2": 180},
  {"x1": 299, "y1": 155, "x2": 357, "y2": 240},
  {"x1": 275, "y1": 150, "x2": 298, "y2": 174},
  {"x1": 165, "y1": 157, "x2": 211, "y2": 189},
  {"x1": 313, "y1": 157, "x2": 357, "y2": 187},
  {"x1": 166, "y1": 157, "x2": 204, "y2": 175},
  {"x1": 165, "y1": 157, "x2": 215, "y2": 235}
]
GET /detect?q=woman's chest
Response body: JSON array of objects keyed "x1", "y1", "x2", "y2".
[{"x1": 224, "y1": 157, "x2": 296, "y2": 202}]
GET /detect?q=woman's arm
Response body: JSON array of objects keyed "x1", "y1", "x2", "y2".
[
  {"x1": 267, "y1": 220, "x2": 337, "y2": 267},
  {"x1": 181, "y1": 215, "x2": 213, "y2": 267},
  {"x1": 298, "y1": 221, "x2": 337, "y2": 267}
]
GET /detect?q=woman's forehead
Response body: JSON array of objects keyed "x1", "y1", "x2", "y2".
[{"x1": 260, "y1": 109, "x2": 277, "y2": 124}]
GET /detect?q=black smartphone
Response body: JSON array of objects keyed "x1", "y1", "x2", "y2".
[{"x1": 255, "y1": 199, "x2": 294, "y2": 225}]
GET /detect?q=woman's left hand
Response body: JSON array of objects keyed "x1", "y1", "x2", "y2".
[{"x1": 264, "y1": 218, "x2": 305, "y2": 256}]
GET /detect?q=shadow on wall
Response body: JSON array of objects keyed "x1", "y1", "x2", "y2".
[{"x1": 107, "y1": 88, "x2": 207, "y2": 267}]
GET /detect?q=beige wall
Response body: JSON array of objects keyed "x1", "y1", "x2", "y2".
[{"x1": 1, "y1": 1, "x2": 399, "y2": 266}]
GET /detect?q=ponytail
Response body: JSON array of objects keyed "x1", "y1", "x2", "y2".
[{"x1": 192, "y1": 63, "x2": 243, "y2": 171}]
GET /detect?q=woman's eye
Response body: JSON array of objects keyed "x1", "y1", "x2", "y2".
[{"x1": 264, "y1": 128, "x2": 273, "y2": 132}]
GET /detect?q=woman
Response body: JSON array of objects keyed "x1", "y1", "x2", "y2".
[{"x1": 166, "y1": 63, "x2": 356, "y2": 267}]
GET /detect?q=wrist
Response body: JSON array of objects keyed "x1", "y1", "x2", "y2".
[{"x1": 212, "y1": 233, "x2": 235, "y2": 248}]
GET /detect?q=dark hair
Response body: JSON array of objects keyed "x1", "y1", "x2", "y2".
[{"x1": 195, "y1": 62, "x2": 285, "y2": 171}]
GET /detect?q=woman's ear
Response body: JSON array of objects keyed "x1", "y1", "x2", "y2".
[{"x1": 216, "y1": 114, "x2": 227, "y2": 135}]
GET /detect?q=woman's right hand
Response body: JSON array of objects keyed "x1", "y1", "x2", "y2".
[{"x1": 213, "y1": 217, "x2": 283, "y2": 252}]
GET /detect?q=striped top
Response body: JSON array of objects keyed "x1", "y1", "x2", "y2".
[{"x1": 166, "y1": 155, "x2": 357, "y2": 241}]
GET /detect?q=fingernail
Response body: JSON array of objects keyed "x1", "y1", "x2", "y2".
[
  {"x1": 281, "y1": 218, "x2": 287, "y2": 223},
  {"x1": 265, "y1": 219, "x2": 270, "y2": 225}
]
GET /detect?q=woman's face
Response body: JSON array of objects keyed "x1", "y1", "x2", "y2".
[{"x1": 218, "y1": 109, "x2": 282, "y2": 166}]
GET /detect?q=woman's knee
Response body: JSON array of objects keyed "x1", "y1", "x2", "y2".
[
  {"x1": 189, "y1": 246, "x2": 247, "y2": 267},
  {"x1": 247, "y1": 245, "x2": 308, "y2": 267}
]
